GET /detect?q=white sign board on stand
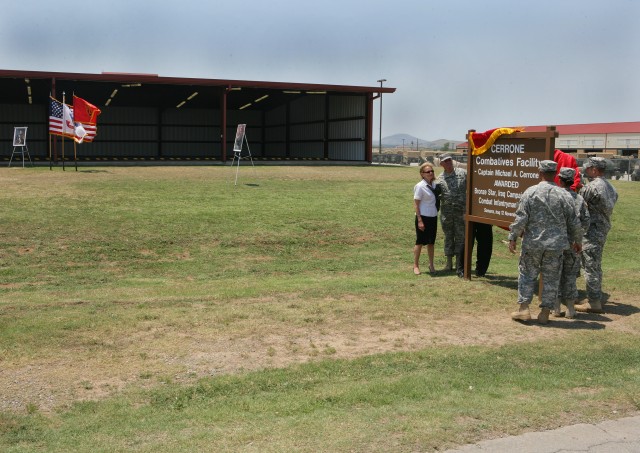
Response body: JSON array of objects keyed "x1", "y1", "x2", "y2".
[
  {"x1": 9, "y1": 126, "x2": 33, "y2": 167},
  {"x1": 230, "y1": 124, "x2": 256, "y2": 186}
]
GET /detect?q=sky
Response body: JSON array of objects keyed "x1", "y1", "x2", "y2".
[{"x1": 1, "y1": 0, "x2": 639, "y2": 142}]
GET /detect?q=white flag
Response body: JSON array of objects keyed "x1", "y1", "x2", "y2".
[
  {"x1": 62, "y1": 104, "x2": 76, "y2": 136},
  {"x1": 63, "y1": 103, "x2": 91, "y2": 143},
  {"x1": 75, "y1": 124, "x2": 87, "y2": 143}
]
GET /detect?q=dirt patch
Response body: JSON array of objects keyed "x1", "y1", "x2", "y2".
[{"x1": 1, "y1": 296, "x2": 637, "y2": 414}]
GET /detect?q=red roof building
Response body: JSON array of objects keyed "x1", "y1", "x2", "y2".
[{"x1": 457, "y1": 122, "x2": 640, "y2": 157}]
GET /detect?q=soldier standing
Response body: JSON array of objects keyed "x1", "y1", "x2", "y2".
[
  {"x1": 555, "y1": 167, "x2": 590, "y2": 319},
  {"x1": 436, "y1": 153, "x2": 467, "y2": 277},
  {"x1": 508, "y1": 160, "x2": 582, "y2": 324},
  {"x1": 575, "y1": 157, "x2": 618, "y2": 313}
]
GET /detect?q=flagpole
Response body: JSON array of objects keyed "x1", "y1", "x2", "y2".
[
  {"x1": 48, "y1": 94, "x2": 53, "y2": 170},
  {"x1": 62, "y1": 92, "x2": 66, "y2": 171},
  {"x1": 74, "y1": 141, "x2": 78, "y2": 171},
  {"x1": 73, "y1": 91, "x2": 77, "y2": 171}
]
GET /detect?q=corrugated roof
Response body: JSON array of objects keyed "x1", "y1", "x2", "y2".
[
  {"x1": 1, "y1": 68, "x2": 396, "y2": 113},
  {"x1": 1, "y1": 68, "x2": 397, "y2": 92}
]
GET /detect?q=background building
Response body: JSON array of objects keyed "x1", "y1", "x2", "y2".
[
  {"x1": 456, "y1": 123, "x2": 640, "y2": 180},
  {"x1": 0, "y1": 69, "x2": 395, "y2": 164},
  {"x1": 457, "y1": 122, "x2": 640, "y2": 157},
  {"x1": 525, "y1": 122, "x2": 640, "y2": 157}
]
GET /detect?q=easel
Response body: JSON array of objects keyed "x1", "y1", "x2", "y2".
[
  {"x1": 9, "y1": 126, "x2": 33, "y2": 167},
  {"x1": 230, "y1": 124, "x2": 256, "y2": 186}
]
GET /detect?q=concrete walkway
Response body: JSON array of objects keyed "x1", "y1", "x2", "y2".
[{"x1": 444, "y1": 415, "x2": 640, "y2": 452}]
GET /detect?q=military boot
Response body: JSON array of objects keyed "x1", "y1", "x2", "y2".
[
  {"x1": 537, "y1": 307, "x2": 551, "y2": 325},
  {"x1": 552, "y1": 299, "x2": 564, "y2": 317},
  {"x1": 575, "y1": 299, "x2": 604, "y2": 314},
  {"x1": 565, "y1": 299, "x2": 576, "y2": 319},
  {"x1": 444, "y1": 256, "x2": 453, "y2": 272},
  {"x1": 511, "y1": 303, "x2": 531, "y2": 322}
]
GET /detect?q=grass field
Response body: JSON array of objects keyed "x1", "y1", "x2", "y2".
[{"x1": 1, "y1": 164, "x2": 639, "y2": 452}]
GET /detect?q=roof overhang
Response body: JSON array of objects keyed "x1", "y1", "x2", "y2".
[{"x1": 1, "y1": 69, "x2": 396, "y2": 111}]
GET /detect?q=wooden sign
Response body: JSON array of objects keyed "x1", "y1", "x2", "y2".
[
  {"x1": 466, "y1": 127, "x2": 557, "y2": 229},
  {"x1": 462, "y1": 126, "x2": 557, "y2": 279}
]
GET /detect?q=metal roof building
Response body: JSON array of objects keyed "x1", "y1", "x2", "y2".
[{"x1": 0, "y1": 69, "x2": 395, "y2": 163}]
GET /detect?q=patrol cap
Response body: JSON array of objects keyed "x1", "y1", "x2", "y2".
[
  {"x1": 439, "y1": 153, "x2": 452, "y2": 162},
  {"x1": 558, "y1": 167, "x2": 576, "y2": 181},
  {"x1": 539, "y1": 160, "x2": 557, "y2": 173},
  {"x1": 584, "y1": 156, "x2": 607, "y2": 170}
]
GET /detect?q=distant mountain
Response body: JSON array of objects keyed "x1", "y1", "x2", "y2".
[{"x1": 376, "y1": 133, "x2": 463, "y2": 150}]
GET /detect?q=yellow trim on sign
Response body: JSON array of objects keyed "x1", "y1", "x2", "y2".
[{"x1": 470, "y1": 127, "x2": 523, "y2": 155}]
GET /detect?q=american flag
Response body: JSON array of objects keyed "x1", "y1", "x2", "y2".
[{"x1": 49, "y1": 98, "x2": 97, "y2": 142}]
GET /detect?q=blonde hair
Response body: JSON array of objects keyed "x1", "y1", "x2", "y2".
[{"x1": 419, "y1": 162, "x2": 433, "y2": 174}]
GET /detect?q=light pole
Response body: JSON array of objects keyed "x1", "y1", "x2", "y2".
[{"x1": 377, "y1": 78, "x2": 386, "y2": 154}]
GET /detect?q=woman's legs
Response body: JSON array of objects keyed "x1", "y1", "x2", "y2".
[{"x1": 413, "y1": 244, "x2": 423, "y2": 274}]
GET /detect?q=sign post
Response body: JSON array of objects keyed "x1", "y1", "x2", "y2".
[{"x1": 464, "y1": 126, "x2": 557, "y2": 278}]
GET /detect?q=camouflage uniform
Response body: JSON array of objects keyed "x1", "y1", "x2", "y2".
[
  {"x1": 436, "y1": 167, "x2": 467, "y2": 258},
  {"x1": 559, "y1": 189, "x2": 590, "y2": 302},
  {"x1": 579, "y1": 173, "x2": 618, "y2": 304},
  {"x1": 508, "y1": 180, "x2": 582, "y2": 309}
]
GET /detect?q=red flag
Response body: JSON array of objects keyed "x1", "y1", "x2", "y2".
[
  {"x1": 49, "y1": 97, "x2": 97, "y2": 142},
  {"x1": 468, "y1": 127, "x2": 523, "y2": 156},
  {"x1": 73, "y1": 95, "x2": 101, "y2": 125}
]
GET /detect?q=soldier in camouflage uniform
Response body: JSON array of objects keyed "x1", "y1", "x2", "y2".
[
  {"x1": 508, "y1": 160, "x2": 582, "y2": 324},
  {"x1": 575, "y1": 157, "x2": 618, "y2": 313},
  {"x1": 554, "y1": 167, "x2": 590, "y2": 319},
  {"x1": 436, "y1": 153, "x2": 467, "y2": 277}
]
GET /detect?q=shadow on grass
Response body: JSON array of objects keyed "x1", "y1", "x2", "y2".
[
  {"x1": 574, "y1": 291, "x2": 640, "y2": 318},
  {"x1": 513, "y1": 318, "x2": 607, "y2": 330},
  {"x1": 474, "y1": 282, "x2": 639, "y2": 321},
  {"x1": 547, "y1": 319, "x2": 608, "y2": 330},
  {"x1": 569, "y1": 303, "x2": 640, "y2": 322},
  {"x1": 600, "y1": 301, "x2": 640, "y2": 317},
  {"x1": 474, "y1": 273, "x2": 519, "y2": 290},
  {"x1": 518, "y1": 298, "x2": 639, "y2": 331},
  {"x1": 79, "y1": 170, "x2": 111, "y2": 173},
  {"x1": 415, "y1": 270, "x2": 451, "y2": 278}
]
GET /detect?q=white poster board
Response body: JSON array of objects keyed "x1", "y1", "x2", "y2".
[
  {"x1": 233, "y1": 124, "x2": 246, "y2": 152},
  {"x1": 13, "y1": 127, "x2": 27, "y2": 147}
]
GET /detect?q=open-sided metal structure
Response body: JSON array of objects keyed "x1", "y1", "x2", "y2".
[{"x1": 0, "y1": 69, "x2": 395, "y2": 163}]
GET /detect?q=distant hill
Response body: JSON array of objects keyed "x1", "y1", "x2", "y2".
[{"x1": 376, "y1": 133, "x2": 463, "y2": 150}]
